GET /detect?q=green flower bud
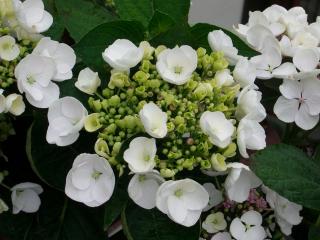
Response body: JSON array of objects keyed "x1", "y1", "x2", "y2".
[
  {"x1": 135, "y1": 86, "x2": 146, "y2": 96},
  {"x1": 124, "y1": 115, "x2": 137, "y2": 129},
  {"x1": 139, "y1": 41, "x2": 155, "y2": 60},
  {"x1": 176, "y1": 124, "x2": 186, "y2": 133},
  {"x1": 193, "y1": 83, "x2": 213, "y2": 101},
  {"x1": 102, "y1": 88, "x2": 114, "y2": 98},
  {"x1": 117, "y1": 164, "x2": 124, "y2": 177},
  {"x1": 211, "y1": 153, "x2": 227, "y2": 172},
  {"x1": 160, "y1": 168, "x2": 175, "y2": 178},
  {"x1": 174, "y1": 116, "x2": 184, "y2": 125},
  {"x1": 185, "y1": 79, "x2": 198, "y2": 91},
  {"x1": 213, "y1": 58, "x2": 229, "y2": 72},
  {"x1": 112, "y1": 142, "x2": 122, "y2": 156},
  {"x1": 182, "y1": 158, "x2": 194, "y2": 168},
  {"x1": 108, "y1": 70, "x2": 129, "y2": 89},
  {"x1": 146, "y1": 79, "x2": 161, "y2": 89},
  {"x1": 201, "y1": 159, "x2": 211, "y2": 169},
  {"x1": 197, "y1": 47, "x2": 206, "y2": 58},
  {"x1": 155, "y1": 45, "x2": 167, "y2": 58},
  {"x1": 141, "y1": 60, "x2": 151, "y2": 73},
  {"x1": 104, "y1": 123, "x2": 117, "y2": 134},
  {"x1": 94, "y1": 138, "x2": 110, "y2": 158},
  {"x1": 133, "y1": 70, "x2": 150, "y2": 84},
  {"x1": 84, "y1": 113, "x2": 102, "y2": 132},
  {"x1": 222, "y1": 142, "x2": 237, "y2": 158},
  {"x1": 108, "y1": 95, "x2": 121, "y2": 107},
  {"x1": 167, "y1": 122, "x2": 175, "y2": 132},
  {"x1": 92, "y1": 100, "x2": 102, "y2": 112}
]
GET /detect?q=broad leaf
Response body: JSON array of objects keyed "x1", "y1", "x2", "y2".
[
  {"x1": 43, "y1": 0, "x2": 65, "y2": 41},
  {"x1": 74, "y1": 21, "x2": 145, "y2": 75},
  {"x1": 252, "y1": 144, "x2": 320, "y2": 211},
  {"x1": 114, "y1": 0, "x2": 190, "y2": 28},
  {"x1": 55, "y1": 0, "x2": 116, "y2": 42},
  {"x1": 122, "y1": 202, "x2": 200, "y2": 240},
  {"x1": 26, "y1": 112, "x2": 96, "y2": 191},
  {"x1": 148, "y1": 11, "x2": 175, "y2": 39},
  {"x1": 309, "y1": 224, "x2": 320, "y2": 240},
  {"x1": 190, "y1": 23, "x2": 258, "y2": 58}
]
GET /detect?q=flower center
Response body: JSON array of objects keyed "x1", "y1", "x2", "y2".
[
  {"x1": 144, "y1": 154, "x2": 151, "y2": 162},
  {"x1": 138, "y1": 175, "x2": 146, "y2": 182},
  {"x1": 174, "y1": 66, "x2": 183, "y2": 74},
  {"x1": 2, "y1": 42, "x2": 13, "y2": 50},
  {"x1": 91, "y1": 169, "x2": 102, "y2": 180},
  {"x1": 27, "y1": 76, "x2": 36, "y2": 85},
  {"x1": 174, "y1": 189, "x2": 183, "y2": 197}
]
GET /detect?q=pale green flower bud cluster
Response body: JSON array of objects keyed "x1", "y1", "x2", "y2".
[
  {"x1": 0, "y1": 114, "x2": 15, "y2": 141},
  {"x1": 87, "y1": 44, "x2": 239, "y2": 176},
  {"x1": 0, "y1": 38, "x2": 34, "y2": 89}
]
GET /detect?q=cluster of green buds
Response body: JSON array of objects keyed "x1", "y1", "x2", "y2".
[
  {"x1": 0, "y1": 36, "x2": 35, "y2": 89},
  {"x1": 0, "y1": 114, "x2": 15, "y2": 142},
  {"x1": 87, "y1": 44, "x2": 239, "y2": 178}
]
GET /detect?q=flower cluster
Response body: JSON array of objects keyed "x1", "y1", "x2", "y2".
[{"x1": 233, "y1": 5, "x2": 320, "y2": 130}]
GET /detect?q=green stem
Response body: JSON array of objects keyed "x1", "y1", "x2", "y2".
[
  {"x1": 95, "y1": 92, "x2": 104, "y2": 100},
  {"x1": 0, "y1": 182, "x2": 11, "y2": 191}
]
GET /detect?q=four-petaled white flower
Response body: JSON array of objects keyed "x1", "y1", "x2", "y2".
[
  {"x1": 233, "y1": 58, "x2": 257, "y2": 88},
  {"x1": 202, "y1": 182, "x2": 223, "y2": 212},
  {"x1": 208, "y1": 30, "x2": 241, "y2": 65},
  {"x1": 200, "y1": 111, "x2": 234, "y2": 148},
  {"x1": 211, "y1": 232, "x2": 232, "y2": 240},
  {"x1": 202, "y1": 212, "x2": 227, "y2": 233},
  {"x1": 75, "y1": 67, "x2": 101, "y2": 95},
  {"x1": 33, "y1": 37, "x2": 76, "y2": 81},
  {"x1": 274, "y1": 78, "x2": 320, "y2": 130},
  {"x1": 230, "y1": 210, "x2": 267, "y2": 240},
  {"x1": 13, "y1": 0, "x2": 53, "y2": 33},
  {"x1": 139, "y1": 102, "x2": 167, "y2": 138},
  {"x1": 156, "y1": 45, "x2": 197, "y2": 85},
  {"x1": 156, "y1": 178, "x2": 209, "y2": 227},
  {"x1": 65, "y1": 153, "x2": 115, "y2": 207},
  {"x1": 263, "y1": 186, "x2": 302, "y2": 236},
  {"x1": 225, "y1": 163, "x2": 262, "y2": 203},
  {"x1": 11, "y1": 182, "x2": 43, "y2": 214},
  {"x1": 123, "y1": 137, "x2": 157, "y2": 173},
  {"x1": 0, "y1": 35, "x2": 20, "y2": 61},
  {"x1": 46, "y1": 97, "x2": 88, "y2": 146},
  {"x1": 102, "y1": 39, "x2": 143, "y2": 71},
  {"x1": 128, "y1": 171, "x2": 164, "y2": 209},
  {"x1": 237, "y1": 118, "x2": 266, "y2": 158},
  {"x1": 236, "y1": 86, "x2": 266, "y2": 122},
  {"x1": 15, "y1": 54, "x2": 59, "y2": 108}
]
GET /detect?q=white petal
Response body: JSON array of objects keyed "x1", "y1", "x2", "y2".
[
  {"x1": 279, "y1": 79, "x2": 301, "y2": 99},
  {"x1": 246, "y1": 25, "x2": 274, "y2": 51},
  {"x1": 230, "y1": 218, "x2": 246, "y2": 240},
  {"x1": 272, "y1": 63, "x2": 297, "y2": 78},
  {"x1": 293, "y1": 48, "x2": 319, "y2": 72},
  {"x1": 211, "y1": 232, "x2": 232, "y2": 240},
  {"x1": 241, "y1": 210, "x2": 262, "y2": 225},
  {"x1": 25, "y1": 81, "x2": 59, "y2": 108},
  {"x1": 273, "y1": 97, "x2": 299, "y2": 123},
  {"x1": 203, "y1": 183, "x2": 223, "y2": 211},
  {"x1": 167, "y1": 195, "x2": 188, "y2": 224},
  {"x1": 295, "y1": 103, "x2": 319, "y2": 130},
  {"x1": 302, "y1": 78, "x2": 320, "y2": 115},
  {"x1": 5, "y1": 94, "x2": 25, "y2": 116},
  {"x1": 245, "y1": 226, "x2": 266, "y2": 240}
]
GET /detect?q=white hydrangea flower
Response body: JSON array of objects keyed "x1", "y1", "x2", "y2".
[
  {"x1": 203, "y1": 183, "x2": 223, "y2": 212},
  {"x1": 292, "y1": 48, "x2": 320, "y2": 78},
  {"x1": 5, "y1": 93, "x2": 25, "y2": 116},
  {"x1": 75, "y1": 67, "x2": 101, "y2": 95},
  {"x1": 139, "y1": 41, "x2": 155, "y2": 59},
  {"x1": 246, "y1": 25, "x2": 274, "y2": 51},
  {"x1": 102, "y1": 39, "x2": 143, "y2": 71},
  {"x1": 15, "y1": 54, "x2": 59, "y2": 108},
  {"x1": 233, "y1": 58, "x2": 257, "y2": 88},
  {"x1": 0, "y1": 35, "x2": 20, "y2": 61},
  {"x1": 0, "y1": 89, "x2": 6, "y2": 113},
  {"x1": 156, "y1": 178, "x2": 209, "y2": 227},
  {"x1": 13, "y1": 0, "x2": 53, "y2": 33},
  {"x1": 156, "y1": 45, "x2": 197, "y2": 85},
  {"x1": 46, "y1": 97, "x2": 88, "y2": 146},
  {"x1": 200, "y1": 111, "x2": 234, "y2": 148},
  {"x1": 262, "y1": 186, "x2": 302, "y2": 236},
  {"x1": 274, "y1": 78, "x2": 320, "y2": 130},
  {"x1": 211, "y1": 232, "x2": 232, "y2": 240},
  {"x1": 65, "y1": 153, "x2": 115, "y2": 207},
  {"x1": 237, "y1": 118, "x2": 266, "y2": 158},
  {"x1": 11, "y1": 182, "x2": 43, "y2": 214},
  {"x1": 202, "y1": 212, "x2": 227, "y2": 233},
  {"x1": 230, "y1": 210, "x2": 266, "y2": 240},
  {"x1": 32, "y1": 37, "x2": 76, "y2": 81},
  {"x1": 225, "y1": 163, "x2": 262, "y2": 203},
  {"x1": 139, "y1": 102, "x2": 167, "y2": 138},
  {"x1": 128, "y1": 171, "x2": 164, "y2": 209},
  {"x1": 123, "y1": 137, "x2": 157, "y2": 173},
  {"x1": 215, "y1": 69, "x2": 234, "y2": 87},
  {"x1": 236, "y1": 86, "x2": 266, "y2": 122},
  {"x1": 208, "y1": 30, "x2": 241, "y2": 65}
]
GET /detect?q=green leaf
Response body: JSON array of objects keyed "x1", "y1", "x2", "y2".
[
  {"x1": 122, "y1": 202, "x2": 200, "y2": 240},
  {"x1": 74, "y1": 21, "x2": 145, "y2": 75},
  {"x1": 252, "y1": 144, "x2": 320, "y2": 211},
  {"x1": 114, "y1": 0, "x2": 153, "y2": 28},
  {"x1": 313, "y1": 144, "x2": 320, "y2": 165},
  {"x1": 148, "y1": 11, "x2": 175, "y2": 39},
  {"x1": 26, "y1": 112, "x2": 96, "y2": 191},
  {"x1": 55, "y1": 0, "x2": 116, "y2": 42},
  {"x1": 190, "y1": 23, "x2": 258, "y2": 58},
  {"x1": 43, "y1": 0, "x2": 65, "y2": 41},
  {"x1": 114, "y1": 0, "x2": 190, "y2": 28},
  {"x1": 309, "y1": 224, "x2": 320, "y2": 240}
]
